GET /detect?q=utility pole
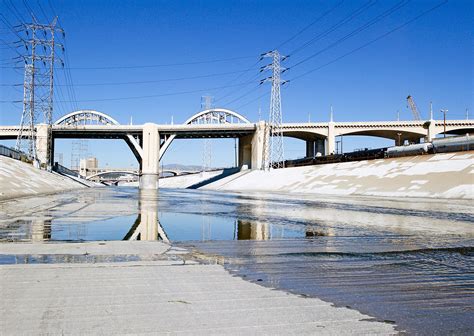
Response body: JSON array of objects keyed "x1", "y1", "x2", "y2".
[
  {"x1": 260, "y1": 50, "x2": 288, "y2": 170},
  {"x1": 440, "y1": 109, "x2": 448, "y2": 138},
  {"x1": 15, "y1": 16, "x2": 64, "y2": 168},
  {"x1": 201, "y1": 95, "x2": 213, "y2": 172}
]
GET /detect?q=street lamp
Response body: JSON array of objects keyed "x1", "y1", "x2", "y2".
[{"x1": 440, "y1": 109, "x2": 448, "y2": 138}]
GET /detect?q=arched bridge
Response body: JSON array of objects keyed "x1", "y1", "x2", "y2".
[{"x1": 0, "y1": 109, "x2": 472, "y2": 189}]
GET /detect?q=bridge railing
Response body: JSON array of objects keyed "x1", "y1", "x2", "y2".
[
  {"x1": 0, "y1": 144, "x2": 30, "y2": 162},
  {"x1": 53, "y1": 162, "x2": 79, "y2": 177}
]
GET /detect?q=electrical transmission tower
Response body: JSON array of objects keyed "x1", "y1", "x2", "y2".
[
  {"x1": 260, "y1": 50, "x2": 288, "y2": 169},
  {"x1": 70, "y1": 139, "x2": 88, "y2": 172},
  {"x1": 15, "y1": 16, "x2": 64, "y2": 165},
  {"x1": 201, "y1": 95, "x2": 213, "y2": 172}
]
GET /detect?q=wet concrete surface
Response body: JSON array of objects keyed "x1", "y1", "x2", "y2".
[{"x1": 0, "y1": 187, "x2": 473, "y2": 334}]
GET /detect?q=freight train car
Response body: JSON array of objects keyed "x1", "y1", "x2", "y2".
[
  {"x1": 432, "y1": 134, "x2": 472, "y2": 153},
  {"x1": 386, "y1": 143, "x2": 432, "y2": 158}
]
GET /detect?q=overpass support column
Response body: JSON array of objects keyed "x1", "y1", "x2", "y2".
[
  {"x1": 35, "y1": 123, "x2": 52, "y2": 169},
  {"x1": 326, "y1": 122, "x2": 335, "y2": 155},
  {"x1": 139, "y1": 123, "x2": 160, "y2": 190},
  {"x1": 305, "y1": 140, "x2": 315, "y2": 158},
  {"x1": 238, "y1": 121, "x2": 267, "y2": 170},
  {"x1": 426, "y1": 119, "x2": 436, "y2": 142},
  {"x1": 315, "y1": 139, "x2": 325, "y2": 156}
]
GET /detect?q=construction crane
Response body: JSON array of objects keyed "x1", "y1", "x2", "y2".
[{"x1": 406, "y1": 95, "x2": 422, "y2": 120}]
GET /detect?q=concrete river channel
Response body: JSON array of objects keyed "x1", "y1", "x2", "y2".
[{"x1": 0, "y1": 187, "x2": 473, "y2": 335}]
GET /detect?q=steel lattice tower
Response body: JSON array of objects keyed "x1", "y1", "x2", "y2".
[
  {"x1": 260, "y1": 50, "x2": 287, "y2": 169},
  {"x1": 16, "y1": 64, "x2": 37, "y2": 159},
  {"x1": 201, "y1": 95, "x2": 213, "y2": 172},
  {"x1": 15, "y1": 16, "x2": 64, "y2": 165}
]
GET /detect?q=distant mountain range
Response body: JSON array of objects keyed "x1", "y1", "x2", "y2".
[
  {"x1": 161, "y1": 163, "x2": 206, "y2": 171},
  {"x1": 161, "y1": 164, "x2": 230, "y2": 172}
]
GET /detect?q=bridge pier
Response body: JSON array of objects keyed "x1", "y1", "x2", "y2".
[
  {"x1": 35, "y1": 123, "x2": 53, "y2": 169},
  {"x1": 305, "y1": 139, "x2": 325, "y2": 158},
  {"x1": 326, "y1": 121, "x2": 335, "y2": 155},
  {"x1": 139, "y1": 123, "x2": 160, "y2": 190},
  {"x1": 426, "y1": 119, "x2": 437, "y2": 142},
  {"x1": 315, "y1": 139, "x2": 325, "y2": 156},
  {"x1": 305, "y1": 140, "x2": 315, "y2": 158},
  {"x1": 238, "y1": 121, "x2": 267, "y2": 170}
]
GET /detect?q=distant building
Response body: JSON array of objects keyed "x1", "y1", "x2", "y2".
[{"x1": 79, "y1": 157, "x2": 98, "y2": 177}]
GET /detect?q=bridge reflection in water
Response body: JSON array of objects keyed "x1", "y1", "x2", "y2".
[
  {"x1": 123, "y1": 190, "x2": 169, "y2": 242},
  {"x1": 17, "y1": 189, "x2": 324, "y2": 243},
  {"x1": 31, "y1": 218, "x2": 52, "y2": 242}
]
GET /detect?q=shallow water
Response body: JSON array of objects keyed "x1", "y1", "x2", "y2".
[{"x1": 0, "y1": 187, "x2": 473, "y2": 334}]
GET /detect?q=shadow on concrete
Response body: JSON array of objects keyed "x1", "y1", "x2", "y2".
[{"x1": 187, "y1": 168, "x2": 240, "y2": 189}]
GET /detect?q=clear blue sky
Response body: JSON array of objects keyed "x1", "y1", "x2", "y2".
[{"x1": 1, "y1": 0, "x2": 472, "y2": 168}]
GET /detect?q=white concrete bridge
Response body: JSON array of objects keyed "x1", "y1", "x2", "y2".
[{"x1": 0, "y1": 109, "x2": 472, "y2": 189}]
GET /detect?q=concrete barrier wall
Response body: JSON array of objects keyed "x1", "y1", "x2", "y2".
[
  {"x1": 202, "y1": 152, "x2": 474, "y2": 199},
  {"x1": 0, "y1": 156, "x2": 85, "y2": 200}
]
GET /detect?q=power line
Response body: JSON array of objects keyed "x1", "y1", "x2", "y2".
[
  {"x1": 274, "y1": 1, "x2": 345, "y2": 50},
  {"x1": 1, "y1": 80, "x2": 257, "y2": 103},
  {"x1": 219, "y1": 83, "x2": 262, "y2": 107},
  {"x1": 288, "y1": 0, "x2": 377, "y2": 56},
  {"x1": 214, "y1": 71, "x2": 262, "y2": 104},
  {"x1": 22, "y1": 0, "x2": 36, "y2": 18},
  {"x1": 36, "y1": 0, "x2": 52, "y2": 23},
  {"x1": 233, "y1": 90, "x2": 269, "y2": 111},
  {"x1": 0, "y1": 68, "x2": 258, "y2": 87},
  {"x1": 289, "y1": 0, "x2": 448, "y2": 82},
  {"x1": 214, "y1": 1, "x2": 364, "y2": 108},
  {"x1": 4, "y1": 0, "x2": 25, "y2": 23},
  {"x1": 290, "y1": 0, "x2": 410, "y2": 69},
  {"x1": 9, "y1": 55, "x2": 255, "y2": 70},
  {"x1": 47, "y1": 13, "x2": 79, "y2": 113}
]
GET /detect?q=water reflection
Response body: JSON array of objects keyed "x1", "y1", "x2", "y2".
[
  {"x1": 1, "y1": 187, "x2": 472, "y2": 244},
  {"x1": 236, "y1": 220, "x2": 270, "y2": 240},
  {"x1": 31, "y1": 218, "x2": 51, "y2": 242},
  {"x1": 123, "y1": 190, "x2": 169, "y2": 242}
]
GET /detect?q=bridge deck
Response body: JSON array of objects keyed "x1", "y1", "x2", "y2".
[
  {"x1": 1, "y1": 120, "x2": 472, "y2": 141},
  {"x1": 50, "y1": 124, "x2": 257, "y2": 139}
]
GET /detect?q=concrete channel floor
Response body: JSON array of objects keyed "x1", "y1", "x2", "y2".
[{"x1": 0, "y1": 242, "x2": 397, "y2": 335}]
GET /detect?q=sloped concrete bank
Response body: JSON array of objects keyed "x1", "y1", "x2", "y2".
[
  {"x1": 0, "y1": 241, "x2": 397, "y2": 335},
  {"x1": 202, "y1": 152, "x2": 474, "y2": 199},
  {"x1": 0, "y1": 156, "x2": 86, "y2": 200}
]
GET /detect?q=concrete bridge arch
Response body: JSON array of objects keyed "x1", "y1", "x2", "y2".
[
  {"x1": 85, "y1": 170, "x2": 139, "y2": 181},
  {"x1": 54, "y1": 110, "x2": 121, "y2": 126},
  {"x1": 51, "y1": 110, "x2": 143, "y2": 164},
  {"x1": 159, "y1": 108, "x2": 251, "y2": 160}
]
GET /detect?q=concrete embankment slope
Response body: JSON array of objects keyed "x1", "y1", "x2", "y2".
[
  {"x1": 0, "y1": 242, "x2": 396, "y2": 335},
  {"x1": 203, "y1": 151, "x2": 474, "y2": 199},
  {"x1": 0, "y1": 156, "x2": 85, "y2": 200},
  {"x1": 159, "y1": 169, "x2": 239, "y2": 189}
]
